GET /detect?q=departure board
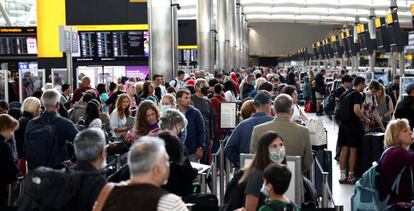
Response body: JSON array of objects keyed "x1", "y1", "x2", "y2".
[{"x1": 78, "y1": 30, "x2": 147, "y2": 60}]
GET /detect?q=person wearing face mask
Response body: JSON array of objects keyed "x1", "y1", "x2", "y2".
[
  {"x1": 238, "y1": 132, "x2": 286, "y2": 211},
  {"x1": 259, "y1": 163, "x2": 297, "y2": 211},
  {"x1": 160, "y1": 94, "x2": 177, "y2": 113},
  {"x1": 190, "y1": 78, "x2": 215, "y2": 164},
  {"x1": 96, "y1": 136, "x2": 188, "y2": 211},
  {"x1": 71, "y1": 128, "x2": 107, "y2": 211},
  {"x1": 0, "y1": 114, "x2": 19, "y2": 208}
]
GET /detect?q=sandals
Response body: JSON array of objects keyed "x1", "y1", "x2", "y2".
[{"x1": 339, "y1": 174, "x2": 357, "y2": 185}]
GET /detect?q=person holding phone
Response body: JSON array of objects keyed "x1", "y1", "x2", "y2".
[
  {"x1": 134, "y1": 100, "x2": 161, "y2": 140},
  {"x1": 110, "y1": 94, "x2": 133, "y2": 139}
]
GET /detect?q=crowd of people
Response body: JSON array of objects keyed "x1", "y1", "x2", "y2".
[{"x1": 0, "y1": 66, "x2": 414, "y2": 210}]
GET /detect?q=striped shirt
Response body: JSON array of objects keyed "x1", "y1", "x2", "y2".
[{"x1": 157, "y1": 194, "x2": 189, "y2": 211}]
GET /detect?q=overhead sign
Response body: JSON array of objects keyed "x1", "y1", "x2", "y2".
[{"x1": 59, "y1": 25, "x2": 79, "y2": 53}]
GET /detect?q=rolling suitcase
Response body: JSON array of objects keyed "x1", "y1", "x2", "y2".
[
  {"x1": 356, "y1": 132, "x2": 384, "y2": 177},
  {"x1": 314, "y1": 150, "x2": 332, "y2": 197}
]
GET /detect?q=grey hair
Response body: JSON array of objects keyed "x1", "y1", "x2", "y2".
[
  {"x1": 74, "y1": 128, "x2": 106, "y2": 162},
  {"x1": 41, "y1": 89, "x2": 61, "y2": 108},
  {"x1": 162, "y1": 94, "x2": 176, "y2": 105},
  {"x1": 273, "y1": 94, "x2": 293, "y2": 113},
  {"x1": 159, "y1": 109, "x2": 188, "y2": 130},
  {"x1": 195, "y1": 78, "x2": 207, "y2": 89},
  {"x1": 128, "y1": 136, "x2": 166, "y2": 176}
]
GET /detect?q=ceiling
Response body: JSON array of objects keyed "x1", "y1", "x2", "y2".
[
  {"x1": 0, "y1": 0, "x2": 413, "y2": 27},
  {"x1": 177, "y1": 0, "x2": 414, "y2": 26}
]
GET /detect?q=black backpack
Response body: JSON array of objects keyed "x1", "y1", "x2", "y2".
[
  {"x1": 183, "y1": 193, "x2": 219, "y2": 211},
  {"x1": 323, "y1": 89, "x2": 337, "y2": 115},
  {"x1": 25, "y1": 117, "x2": 62, "y2": 170},
  {"x1": 219, "y1": 170, "x2": 246, "y2": 211},
  {"x1": 17, "y1": 167, "x2": 98, "y2": 211},
  {"x1": 333, "y1": 90, "x2": 357, "y2": 124}
]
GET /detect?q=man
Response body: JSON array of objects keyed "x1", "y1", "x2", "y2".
[
  {"x1": 99, "y1": 137, "x2": 188, "y2": 211},
  {"x1": 71, "y1": 76, "x2": 98, "y2": 105},
  {"x1": 25, "y1": 89, "x2": 79, "y2": 170},
  {"x1": 334, "y1": 74, "x2": 353, "y2": 101},
  {"x1": 154, "y1": 74, "x2": 167, "y2": 100},
  {"x1": 60, "y1": 83, "x2": 72, "y2": 109},
  {"x1": 72, "y1": 128, "x2": 107, "y2": 211},
  {"x1": 225, "y1": 90, "x2": 273, "y2": 166},
  {"x1": 314, "y1": 69, "x2": 326, "y2": 116},
  {"x1": 0, "y1": 100, "x2": 9, "y2": 114},
  {"x1": 169, "y1": 70, "x2": 185, "y2": 90},
  {"x1": 240, "y1": 73, "x2": 256, "y2": 101},
  {"x1": 387, "y1": 75, "x2": 400, "y2": 107},
  {"x1": 250, "y1": 94, "x2": 313, "y2": 173},
  {"x1": 394, "y1": 83, "x2": 414, "y2": 130},
  {"x1": 338, "y1": 76, "x2": 369, "y2": 184},
  {"x1": 177, "y1": 89, "x2": 206, "y2": 162},
  {"x1": 190, "y1": 78, "x2": 215, "y2": 164}
]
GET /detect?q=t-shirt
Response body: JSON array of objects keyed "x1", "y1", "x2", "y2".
[
  {"x1": 314, "y1": 73, "x2": 325, "y2": 94},
  {"x1": 346, "y1": 90, "x2": 364, "y2": 122},
  {"x1": 245, "y1": 169, "x2": 266, "y2": 208},
  {"x1": 361, "y1": 92, "x2": 377, "y2": 132},
  {"x1": 109, "y1": 110, "x2": 127, "y2": 138}
]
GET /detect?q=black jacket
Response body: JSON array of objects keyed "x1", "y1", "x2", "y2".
[
  {"x1": 71, "y1": 161, "x2": 107, "y2": 211},
  {"x1": 0, "y1": 135, "x2": 19, "y2": 198},
  {"x1": 15, "y1": 111, "x2": 34, "y2": 159},
  {"x1": 394, "y1": 96, "x2": 414, "y2": 130}
]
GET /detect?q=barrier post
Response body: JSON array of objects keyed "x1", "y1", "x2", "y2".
[
  {"x1": 219, "y1": 140, "x2": 225, "y2": 204},
  {"x1": 310, "y1": 153, "x2": 316, "y2": 185},
  {"x1": 201, "y1": 173, "x2": 207, "y2": 193},
  {"x1": 322, "y1": 172, "x2": 329, "y2": 208},
  {"x1": 225, "y1": 158, "x2": 231, "y2": 184},
  {"x1": 334, "y1": 205, "x2": 344, "y2": 211},
  {"x1": 115, "y1": 154, "x2": 121, "y2": 171},
  {"x1": 211, "y1": 153, "x2": 218, "y2": 196}
]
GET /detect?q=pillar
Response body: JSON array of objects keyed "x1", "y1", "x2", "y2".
[
  {"x1": 217, "y1": 0, "x2": 227, "y2": 71},
  {"x1": 148, "y1": 0, "x2": 178, "y2": 81},
  {"x1": 226, "y1": 0, "x2": 235, "y2": 71},
  {"x1": 197, "y1": 0, "x2": 213, "y2": 73}
]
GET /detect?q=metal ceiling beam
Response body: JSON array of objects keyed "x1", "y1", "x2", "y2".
[
  {"x1": 24, "y1": 2, "x2": 36, "y2": 26},
  {"x1": 0, "y1": 2, "x2": 12, "y2": 26}
]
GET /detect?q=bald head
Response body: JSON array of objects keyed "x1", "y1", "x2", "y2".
[{"x1": 82, "y1": 76, "x2": 91, "y2": 87}]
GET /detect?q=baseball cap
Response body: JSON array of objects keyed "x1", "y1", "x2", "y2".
[
  {"x1": 406, "y1": 83, "x2": 414, "y2": 94},
  {"x1": 254, "y1": 90, "x2": 272, "y2": 107}
]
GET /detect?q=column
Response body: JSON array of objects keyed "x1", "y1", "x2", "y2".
[
  {"x1": 234, "y1": 3, "x2": 241, "y2": 69},
  {"x1": 148, "y1": 0, "x2": 178, "y2": 81},
  {"x1": 217, "y1": 0, "x2": 227, "y2": 71},
  {"x1": 226, "y1": 0, "x2": 235, "y2": 71},
  {"x1": 197, "y1": 0, "x2": 213, "y2": 73}
]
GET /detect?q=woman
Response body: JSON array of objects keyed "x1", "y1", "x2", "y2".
[
  {"x1": 0, "y1": 114, "x2": 19, "y2": 207},
  {"x1": 82, "y1": 99, "x2": 102, "y2": 128},
  {"x1": 105, "y1": 84, "x2": 125, "y2": 113},
  {"x1": 160, "y1": 94, "x2": 177, "y2": 113},
  {"x1": 109, "y1": 94, "x2": 132, "y2": 139},
  {"x1": 134, "y1": 100, "x2": 160, "y2": 139},
  {"x1": 240, "y1": 99, "x2": 255, "y2": 121},
  {"x1": 379, "y1": 119, "x2": 414, "y2": 210},
  {"x1": 140, "y1": 80, "x2": 158, "y2": 103},
  {"x1": 159, "y1": 108, "x2": 188, "y2": 137},
  {"x1": 160, "y1": 132, "x2": 198, "y2": 197},
  {"x1": 15, "y1": 97, "x2": 41, "y2": 160},
  {"x1": 281, "y1": 85, "x2": 308, "y2": 122},
  {"x1": 362, "y1": 80, "x2": 385, "y2": 132},
  {"x1": 97, "y1": 83, "x2": 109, "y2": 113},
  {"x1": 240, "y1": 131, "x2": 286, "y2": 211},
  {"x1": 375, "y1": 84, "x2": 394, "y2": 128},
  {"x1": 125, "y1": 81, "x2": 141, "y2": 110}
]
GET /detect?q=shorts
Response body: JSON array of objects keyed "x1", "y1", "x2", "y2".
[
  {"x1": 315, "y1": 92, "x2": 324, "y2": 101},
  {"x1": 337, "y1": 120, "x2": 363, "y2": 148}
]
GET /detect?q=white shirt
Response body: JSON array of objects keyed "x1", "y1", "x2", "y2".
[
  {"x1": 109, "y1": 109, "x2": 127, "y2": 138},
  {"x1": 89, "y1": 118, "x2": 102, "y2": 129},
  {"x1": 291, "y1": 104, "x2": 302, "y2": 122},
  {"x1": 169, "y1": 78, "x2": 184, "y2": 90},
  {"x1": 224, "y1": 91, "x2": 237, "y2": 102},
  {"x1": 157, "y1": 194, "x2": 189, "y2": 211}
]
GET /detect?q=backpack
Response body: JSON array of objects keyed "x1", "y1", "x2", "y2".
[
  {"x1": 334, "y1": 90, "x2": 358, "y2": 124},
  {"x1": 25, "y1": 117, "x2": 62, "y2": 170},
  {"x1": 351, "y1": 147, "x2": 414, "y2": 211},
  {"x1": 323, "y1": 89, "x2": 337, "y2": 115},
  {"x1": 219, "y1": 169, "x2": 246, "y2": 211},
  {"x1": 183, "y1": 193, "x2": 219, "y2": 211},
  {"x1": 17, "y1": 166, "x2": 98, "y2": 211}
]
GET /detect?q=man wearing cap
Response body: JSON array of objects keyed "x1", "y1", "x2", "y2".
[
  {"x1": 394, "y1": 83, "x2": 414, "y2": 130},
  {"x1": 250, "y1": 94, "x2": 313, "y2": 173},
  {"x1": 224, "y1": 90, "x2": 273, "y2": 167}
]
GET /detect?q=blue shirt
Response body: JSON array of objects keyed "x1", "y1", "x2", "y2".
[
  {"x1": 183, "y1": 106, "x2": 206, "y2": 154},
  {"x1": 224, "y1": 112, "x2": 273, "y2": 165}
]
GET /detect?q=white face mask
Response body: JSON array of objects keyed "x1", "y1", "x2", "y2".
[
  {"x1": 260, "y1": 183, "x2": 268, "y2": 197},
  {"x1": 160, "y1": 105, "x2": 174, "y2": 113},
  {"x1": 269, "y1": 146, "x2": 286, "y2": 164}
]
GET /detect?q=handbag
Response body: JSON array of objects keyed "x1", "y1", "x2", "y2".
[
  {"x1": 304, "y1": 100, "x2": 312, "y2": 113},
  {"x1": 305, "y1": 119, "x2": 327, "y2": 147}
]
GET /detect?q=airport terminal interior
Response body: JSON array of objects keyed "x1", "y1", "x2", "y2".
[{"x1": 2, "y1": 0, "x2": 414, "y2": 210}]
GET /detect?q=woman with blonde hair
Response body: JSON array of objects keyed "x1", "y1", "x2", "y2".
[
  {"x1": 134, "y1": 100, "x2": 160, "y2": 139},
  {"x1": 15, "y1": 97, "x2": 41, "y2": 159},
  {"x1": 109, "y1": 94, "x2": 132, "y2": 138},
  {"x1": 379, "y1": 119, "x2": 414, "y2": 210},
  {"x1": 375, "y1": 84, "x2": 394, "y2": 128}
]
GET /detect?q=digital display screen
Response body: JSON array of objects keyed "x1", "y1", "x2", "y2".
[
  {"x1": 0, "y1": 37, "x2": 38, "y2": 55},
  {"x1": 78, "y1": 30, "x2": 148, "y2": 60}
]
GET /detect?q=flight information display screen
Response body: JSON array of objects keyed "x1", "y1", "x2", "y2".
[
  {"x1": 78, "y1": 30, "x2": 148, "y2": 60},
  {"x1": 0, "y1": 27, "x2": 37, "y2": 56}
]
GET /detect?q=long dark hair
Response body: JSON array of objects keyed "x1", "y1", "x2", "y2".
[
  {"x1": 239, "y1": 131, "x2": 284, "y2": 184},
  {"x1": 84, "y1": 100, "x2": 100, "y2": 126}
]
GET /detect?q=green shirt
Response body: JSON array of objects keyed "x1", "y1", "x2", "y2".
[{"x1": 259, "y1": 199, "x2": 298, "y2": 211}]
